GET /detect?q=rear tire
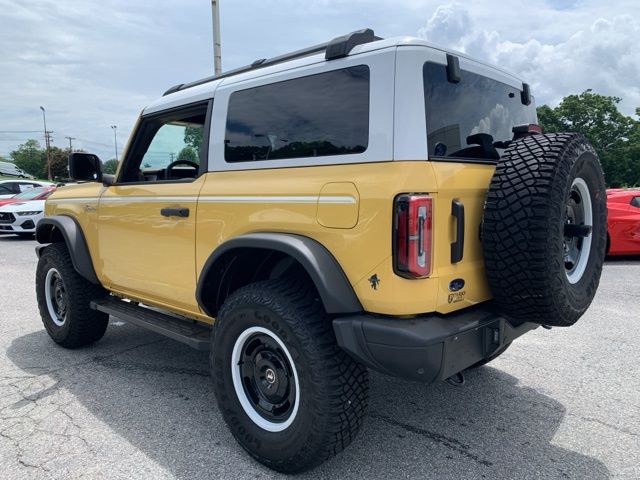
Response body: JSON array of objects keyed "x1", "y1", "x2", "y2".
[
  {"x1": 36, "y1": 243, "x2": 109, "y2": 348},
  {"x1": 211, "y1": 279, "x2": 369, "y2": 473},
  {"x1": 482, "y1": 133, "x2": 607, "y2": 327}
]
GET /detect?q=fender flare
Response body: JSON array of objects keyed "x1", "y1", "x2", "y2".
[
  {"x1": 36, "y1": 215, "x2": 100, "y2": 284},
  {"x1": 196, "y1": 233, "x2": 362, "y2": 317}
]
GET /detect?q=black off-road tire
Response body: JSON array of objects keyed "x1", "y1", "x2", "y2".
[
  {"x1": 36, "y1": 242, "x2": 109, "y2": 348},
  {"x1": 211, "y1": 279, "x2": 369, "y2": 473},
  {"x1": 482, "y1": 133, "x2": 607, "y2": 327}
]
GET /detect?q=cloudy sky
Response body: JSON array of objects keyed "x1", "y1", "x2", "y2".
[{"x1": 1, "y1": 0, "x2": 638, "y2": 161}]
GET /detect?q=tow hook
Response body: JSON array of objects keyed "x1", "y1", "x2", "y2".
[{"x1": 446, "y1": 371, "x2": 465, "y2": 387}]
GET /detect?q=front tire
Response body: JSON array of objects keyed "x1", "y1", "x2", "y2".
[
  {"x1": 36, "y1": 243, "x2": 109, "y2": 348},
  {"x1": 211, "y1": 279, "x2": 369, "y2": 473}
]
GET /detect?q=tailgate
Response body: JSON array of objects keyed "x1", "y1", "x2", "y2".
[{"x1": 430, "y1": 161, "x2": 495, "y2": 313}]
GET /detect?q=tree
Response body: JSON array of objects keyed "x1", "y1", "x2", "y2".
[
  {"x1": 10, "y1": 139, "x2": 45, "y2": 178},
  {"x1": 102, "y1": 159, "x2": 119, "y2": 174},
  {"x1": 177, "y1": 146, "x2": 198, "y2": 163},
  {"x1": 48, "y1": 147, "x2": 70, "y2": 179},
  {"x1": 184, "y1": 126, "x2": 203, "y2": 152},
  {"x1": 537, "y1": 90, "x2": 640, "y2": 187}
]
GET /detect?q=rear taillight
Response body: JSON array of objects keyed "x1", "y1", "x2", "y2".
[{"x1": 393, "y1": 194, "x2": 432, "y2": 279}]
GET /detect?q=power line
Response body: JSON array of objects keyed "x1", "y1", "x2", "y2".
[{"x1": 0, "y1": 130, "x2": 42, "y2": 133}]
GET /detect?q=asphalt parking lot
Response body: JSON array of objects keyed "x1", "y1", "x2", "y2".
[{"x1": 1, "y1": 235, "x2": 639, "y2": 479}]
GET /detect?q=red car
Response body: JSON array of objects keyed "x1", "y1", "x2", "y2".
[
  {"x1": 0, "y1": 185, "x2": 56, "y2": 207},
  {"x1": 606, "y1": 188, "x2": 640, "y2": 255}
]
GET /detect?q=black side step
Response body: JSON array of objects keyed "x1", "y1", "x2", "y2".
[{"x1": 91, "y1": 297, "x2": 211, "y2": 351}]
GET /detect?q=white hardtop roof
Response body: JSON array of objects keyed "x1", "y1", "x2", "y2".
[{"x1": 144, "y1": 35, "x2": 525, "y2": 114}]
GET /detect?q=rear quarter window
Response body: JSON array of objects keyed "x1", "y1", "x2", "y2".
[
  {"x1": 631, "y1": 196, "x2": 640, "y2": 208},
  {"x1": 224, "y1": 65, "x2": 370, "y2": 162},
  {"x1": 423, "y1": 61, "x2": 537, "y2": 162}
]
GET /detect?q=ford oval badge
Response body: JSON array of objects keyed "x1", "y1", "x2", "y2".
[{"x1": 449, "y1": 278, "x2": 465, "y2": 292}]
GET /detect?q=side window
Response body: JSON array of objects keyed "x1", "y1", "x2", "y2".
[
  {"x1": 225, "y1": 65, "x2": 370, "y2": 162},
  {"x1": 120, "y1": 103, "x2": 209, "y2": 183},
  {"x1": 631, "y1": 196, "x2": 640, "y2": 208},
  {"x1": 0, "y1": 184, "x2": 13, "y2": 195}
]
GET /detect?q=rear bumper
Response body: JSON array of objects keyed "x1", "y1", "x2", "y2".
[{"x1": 333, "y1": 306, "x2": 537, "y2": 383}]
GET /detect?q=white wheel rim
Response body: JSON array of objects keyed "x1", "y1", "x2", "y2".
[
  {"x1": 231, "y1": 326, "x2": 300, "y2": 432},
  {"x1": 564, "y1": 177, "x2": 593, "y2": 284},
  {"x1": 44, "y1": 268, "x2": 67, "y2": 326}
]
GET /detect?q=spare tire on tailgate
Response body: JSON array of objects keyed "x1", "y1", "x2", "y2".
[{"x1": 481, "y1": 133, "x2": 606, "y2": 327}]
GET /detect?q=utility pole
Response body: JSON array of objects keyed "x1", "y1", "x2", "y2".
[
  {"x1": 211, "y1": 0, "x2": 222, "y2": 75},
  {"x1": 110, "y1": 125, "x2": 118, "y2": 160},
  {"x1": 39, "y1": 106, "x2": 52, "y2": 180},
  {"x1": 65, "y1": 136, "x2": 75, "y2": 152}
]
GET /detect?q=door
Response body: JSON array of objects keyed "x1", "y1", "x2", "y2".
[
  {"x1": 97, "y1": 101, "x2": 211, "y2": 314},
  {"x1": 400, "y1": 47, "x2": 538, "y2": 312}
]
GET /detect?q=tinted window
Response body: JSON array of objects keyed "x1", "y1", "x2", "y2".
[
  {"x1": 1, "y1": 182, "x2": 21, "y2": 194},
  {"x1": 423, "y1": 62, "x2": 537, "y2": 161},
  {"x1": 225, "y1": 66, "x2": 370, "y2": 162},
  {"x1": 631, "y1": 196, "x2": 640, "y2": 208}
]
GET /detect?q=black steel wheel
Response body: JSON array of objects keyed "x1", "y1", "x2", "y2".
[
  {"x1": 36, "y1": 243, "x2": 108, "y2": 348},
  {"x1": 211, "y1": 279, "x2": 369, "y2": 473}
]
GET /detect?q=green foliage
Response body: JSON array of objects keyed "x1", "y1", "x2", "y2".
[
  {"x1": 10, "y1": 139, "x2": 46, "y2": 177},
  {"x1": 177, "y1": 146, "x2": 198, "y2": 163},
  {"x1": 184, "y1": 126, "x2": 203, "y2": 152},
  {"x1": 48, "y1": 147, "x2": 70, "y2": 179},
  {"x1": 537, "y1": 90, "x2": 640, "y2": 187},
  {"x1": 102, "y1": 159, "x2": 119, "y2": 174}
]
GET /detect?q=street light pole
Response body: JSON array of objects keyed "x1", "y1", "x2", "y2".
[
  {"x1": 110, "y1": 125, "x2": 118, "y2": 160},
  {"x1": 211, "y1": 0, "x2": 222, "y2": 75},
  {"x1": 39, "y1": 106, "x2": 52, "y2": 180}
]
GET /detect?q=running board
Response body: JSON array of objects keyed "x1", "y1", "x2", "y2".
[{"x1": 91, "y1": 297, "x2": 211, "y2": 351}]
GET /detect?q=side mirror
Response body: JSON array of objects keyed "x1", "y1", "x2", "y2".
[{"x1": 68, "y1": 153, "x2": 102, "y2": 182}]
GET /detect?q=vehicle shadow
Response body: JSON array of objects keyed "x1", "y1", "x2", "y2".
[
  {"x1": 6, "y1": 325, "x2": 609, "y2": 479},
  {"x1": 0, "y1": 233, "x2": 34, "y2": 241},
  {"x1": 604, "y1": 254, "x2": 640, "y2": 265}
]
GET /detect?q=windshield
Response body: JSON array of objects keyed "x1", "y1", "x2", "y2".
[
  {"x1": 14, "y1": 187, "x2": 49, "y2": 200},
  {"x1": 423, "y1": 61, "x2": 537, "y2": 162}
]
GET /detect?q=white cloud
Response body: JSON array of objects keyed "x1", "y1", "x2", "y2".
[
  {"x1": 418, "y1": 2, "x2": 640, "y2": 115},
  {"x1": 0, "y1": 0, "x2": 638, "y2": 160}
]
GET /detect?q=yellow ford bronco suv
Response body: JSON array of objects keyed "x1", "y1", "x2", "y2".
[{"x1": 34, "y1": 29, "x2": 606, "y2": 473}]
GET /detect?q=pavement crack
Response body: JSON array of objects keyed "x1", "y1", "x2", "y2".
[{"x1": 369, "y1": 411, "x2": 493, "y2": 467}]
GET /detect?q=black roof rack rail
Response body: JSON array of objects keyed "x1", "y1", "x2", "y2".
[{"x1": 163, "y1": 28, "x2": 380, "y2": 96}]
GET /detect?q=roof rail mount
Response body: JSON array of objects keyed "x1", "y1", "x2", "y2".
[
  {"x1": 163, "y1": 28, "x2": 379, "y2": 96},
  {"x1": 325, "y1": 28, "x2": 376, "y2": 60}
]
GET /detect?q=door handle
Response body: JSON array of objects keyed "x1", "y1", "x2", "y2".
[
  {"x1": 451, "y1": 199, "x2": 464, "y2": 263},
  {"x1": 161, "y1": 207, "x2": 189, "y2": 218}
]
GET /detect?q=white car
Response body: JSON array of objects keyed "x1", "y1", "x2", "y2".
[
  {"x1": 0, "y1": 199, "x2": 46, "y2": 237},
  {"x1": 0, "y1": 161, "x2": 34, "y2": 179},
  {"x1": 0, "y1": 179, "x2": 52, "y2": 200}
]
